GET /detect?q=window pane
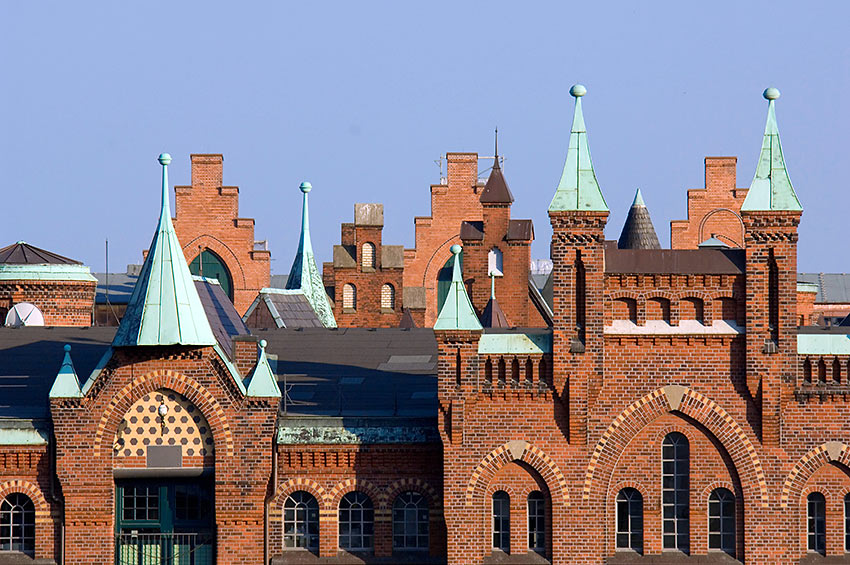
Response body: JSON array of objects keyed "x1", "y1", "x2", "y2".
[
  {"x1": 284, "y1": 491, "x2": 319, "y2": 551},
  {"x1": 492, "y1": 491, "x2": 510, "y2": 552},
  {"x1": 661, "y1": 433, "x2": 689, "y2": 553},
  {"x1": 615, "y1": 488, "x2": 643, "y2": 553}
]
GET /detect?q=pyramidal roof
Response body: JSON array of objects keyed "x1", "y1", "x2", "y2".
[
  {"x1": 0, "y1": 242, "x2": 81, "y2": 265},
  {"x1": 480, "y1": 275, "x2": 510, "y2": 328},
  {"x1": 243, "y1": 340, "x2": 281, "y2": 398},
  {"x1": 112, "y1": 154, "x2": 216, "y2": 347},
  {"x1": 618, "y1": 188, "x2": 661, "y2": 249},
  {"x1": 549, "y1": 84, "x2": 608, "y2": 213},
  {"x1": 434, "y1": 245, "x2": 482, "y2": 331},
  {"x1": 480, "y1": 132, "x2": 514, "y2": 204},
  {"x1": 284, "y1": 182, "x2": 337, "y2": 328},
  {"x1": 49, "y1": 344, "x2": 83, "y2": 398},
  {"x1": 741, "y1": 88, "x2": 803, "y2": 212}
]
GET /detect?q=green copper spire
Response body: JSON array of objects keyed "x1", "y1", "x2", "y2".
[
  {"x1": 549, "y1": 84, "x2": 608, "y2": 213},
  {"x1": 285, "y1": 182, "x2": 337, "y2": 328},
  {"x1": 49, "y1": 344, "x2": 83, "y2": 398},
  {"x1": 741, "y1": 88, "x2": 803, "y2": 212},
  {"x1": 434, "y1": 245, "x2": 482, "y2": 331},
  {"x1": 113, "y1": 154, "x2": 216, "y2": 347},
  {"x1": 243, "y1": 340, "x2": 281, "y2": 398}
]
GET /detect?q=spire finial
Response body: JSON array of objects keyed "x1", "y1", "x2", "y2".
[
  {"x1": 763, "y1": 87, "x2": 780, "y2": 101},
  {"x1": 570, "y1": 84, "x2": 587, "y2": 98},
  {"x1": 300, "y1": 181, "x2": 312, "y2": 193},
  {"x1": 158, "y1": 153, "x2": 172, "y2": 215},
  {"x1": 494, "y1": 127, "x2": 500, "y2": 169}
]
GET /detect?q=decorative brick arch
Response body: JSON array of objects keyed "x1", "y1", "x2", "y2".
[
  {"x1": 385, "y1": 478, "x2": 441, "y2": 511},
  {"x1": 326, "y1": 479, "x2": 387, "y2": 511},
  {"x1": 0, "y1": 480, "x2": 49, "y2": 518},
  {"x1": 271, "y1": 478, "x2": 327, "y2": 511},
  {"x1": 181, "y1": 234, "x2": 246, "y2": 290},
  {"x1": 709, "y1": 289, "x2": 736, "y2": 300},
  {"x1": 464, "y1": 440, "x2": 569, "y2": 507},
  {"x1": 781, "y1": 441, "x2": 850, "y2": 508},
  {"x1": 93, "y1": 370, "x2": 234, "y2": 458},
  {"x1": 421, "y1": 236, "x2": 460, "y2": 290},
  {"x1": 698, "y1": 208, "x2": 744, "y2": 248},
  {"x1": 608, "y1": 291, "x2": 640, "y2": 301},
  {"x1": 583, "y1": 386, "x2": 768, "y2": 507},
  {"x1": 701, "y1": 479, "x2": 739, "y2": 501}
]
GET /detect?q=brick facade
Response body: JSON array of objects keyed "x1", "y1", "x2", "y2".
[
  {"x1": 0, "y1": 279, "x2": 95, "y2": 327},
  {"x1": 172, "y1": 154, "x2": 271, "y2": 315}
]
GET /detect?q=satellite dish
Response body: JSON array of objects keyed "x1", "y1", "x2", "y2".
[{"x1": 5, "y1": 302, "x2": 45, "y2": 327}]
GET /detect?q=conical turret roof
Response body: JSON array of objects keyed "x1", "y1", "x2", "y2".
[
  {"x1": 284, "y1": 182, "x2": 337, "y2": 328},
  {"x1": 112, "y1": 154, "x2": 216, "y2": 347},
  {"x1": 740, "y1": 88, "x2": 802, "y2": 212},
  {"x1": 480, "y1": 132, "x2": 514, "y2": 204},
  {"x1": 434, "y1": 245, "x2": 482, "y2": 331},
  {"x1": 618, "y1": 188, "x2": 661, "y2": 249},
  {"x1": 480, "y1": 276, "x2": 510, "y2": 328}
]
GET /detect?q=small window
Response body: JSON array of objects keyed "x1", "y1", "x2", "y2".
[
  {"x1": 361, "y1": 243, "x2": 376, "y2": 269},
  {"x1": 646, "y1": 297, "x2": 671, "y2": 323},
  {"x1": 616, "y1": 488, "x2": 643, "y2": 553},
  {"x1": 613, "y1": 298, "x2": 637, "y2": 323},
  {"x1": 284, "y1": 491, "x2": 319, "y2": 552},
  {"x1": 392, "y1": 491, "x2": 429, "y2": 551},
  {"x1": 488, "y1": 248, "x2": 503, "y2": 277},
  {"x1": 808, "y1": 492, "x2": 825, "y2": 554},
  {"x1": 339, "y1": 492, "x2": 373, "y2": 552},
  {"x1": 343, "y1": 284, "x2": 357, "y2": 310},
  {"x1": 708, "y1": 488, "x2": 735, "y2": 557},
  {"x1": 492, "y1": 491, "x2": 510, "y2": 553},
  {"x1": 381, "y1": 284, "x2": 395, "y2": 310},
  {"x1": 527, "y1": 491, "x2": 546, "y2": 554},
  {"x1": 662, "y1": 432, "x2": 689, "y2": 553},
  {"x1": 0, "y1": 494, "x2": 35, "y2": 557},
  {"x1": 680, "y1": 297, "x2": 704, "y2": 324}
]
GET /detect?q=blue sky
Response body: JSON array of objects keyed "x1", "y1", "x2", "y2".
[{"x1": 1, "y1": 2, "x2": 848, "y2": 274}]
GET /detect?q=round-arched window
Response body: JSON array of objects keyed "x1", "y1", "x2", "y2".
[{"x1": 189, "y1": 249, "x2": 234, "y2": 300}]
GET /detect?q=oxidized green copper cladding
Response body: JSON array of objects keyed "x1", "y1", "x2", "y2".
[
  {"x1": 49, "y1": 344, "x2": 83, "y2": 398},
  {"x1": 741, "y1": 89, "x2": 803, "y2": 212},
  {"x1": 284, "y1": 183, "x2": 337, "y2": 328},
  {"x1": 243, "y1": 340, "x2": 281, "y2": 398},
  {"x1": 434, "y1": 245, "x2": 482, "y2": 331},
  {"x1": 548, "y1": 85, "x2": 608, "y2": 213},
  {"x1": 112, "y1": 154, "x2": 216, "y2": 347},
  {"x1": 632, "y1": 187, "x2": 646, "y2": 207}
]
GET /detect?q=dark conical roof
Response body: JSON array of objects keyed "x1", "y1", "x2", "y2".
[
  {"x1": 0, "y1": 241, "x2": 81, "y2": 265},
  {"x1": 480, "y1": 158, "x2": 514, "y2": 204},
  {"x1": 398, "y1": 308, "x2": 417, "y2": 329},
  {"x1": 480, "y1": 295, "x2": 510, "y2": 328},
  {"x1": 617, "y1": 189, "x2": 661, "y2": 250}
]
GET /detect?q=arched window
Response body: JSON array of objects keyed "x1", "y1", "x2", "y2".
[
  {"x1": 808, "y1": 492, "x2": 826, "y2": 555},
  {"x1": 616, "y1": 488, "x2": 643, "y2": 553},
  {"x1": 488, "y1": 247, "x2": 503, "y2": 277},
  {"x1": 612, "y1": 298, "x2": 637, "y2": 324},
  {"x1": 392, "y1": 491, "x2": 429, "y2": 551},
  {"x1": 339, "y1": 492, "x2": 373, "y2": 552},
  {"x1": 283, "y1": 491, "x2": 319, "y2": 552},
  {"x1": 680, "y1": 297, "x2": 705, "y2": 324},
  {"x1": 342, "y1": 284, "x2": 357, "y2": 310},
  {"x1": 189, "y1": 249, "x2": 234, "y2": 300},
  {"x1": 708, "y1": 488, "x2": 735, "y2": 557},
  {"x1": 527, "y1": 491, "x2": 546, "y2": 554},
  {"x1": 0, "y1": 493, "x2": 35, "y2": 556},
  {"x1": 361, "y1": 243, "x2": 376, "y2": 269},
  {"x1": 662, "y1": 432, "x2": 689, "y2": 553},
  {"x1": 381, "y1": 284, "x2": 395, "y2": 310},
  {"x1": 492, "y1": 491, "x2": 510, "y2": 553}
]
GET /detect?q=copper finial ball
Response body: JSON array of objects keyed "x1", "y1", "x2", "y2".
[
  {"x1": 158, "y1": 153, "x2": 172, "y2": 166},
  {"x1": 570, "y1": 84, "x2": 587, "y2": 98},
  {"x1": 300, "y1": 181, "x2": 312, "y2": 193},
  {"x1": 763, "y1": 87, "x2": 780, "y2": 101}
]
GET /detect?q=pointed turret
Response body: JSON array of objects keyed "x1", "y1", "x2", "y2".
[
  {"x1": 113, "y1": 154, "x2": 216, "y2": 347},
  {"x1": 285, "y1": 182, "x2": 337, "y2": 328},
  {"x1": 618, "y1": 188, "x2": 661, "y2": 249},
  {"x1": 49, "y1": 345, "x2": 83, "y2": 398},
  {"x1": 549, "y1": 84, "x2": 608, "y2": 212},
  {"x1": 740, "y1": 88, "x2": 802, "y2": 212},
  {"x1": 480, "y1": 274, "x2": 510, "y2": 328},
  {"x1": 480, "y1": 129, "x2": 514, "y2": 204},
  {"x1": 243, "y1": 340, "x2": 281, "y2": 397},
  {"x1": 434, "y1": 245, "x2": 482, "y2": 330}
]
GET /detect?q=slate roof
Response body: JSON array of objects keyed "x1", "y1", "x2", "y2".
[
  {"x1": 479, "y1": 159, "x2": 514, "y2": 204},
  {"x1": 798, "y1": 273, "x2": 850, "y2": 304},
  {"x1": 93, "y1": 271, "x2": 138, "y2": 304},
  {"x1": 194, "y1": 278, "x2": 249, "y2": 358},
  {"x1": 243, "y1": 289, "x2": 325, "y2": 329},
  {"x1": 0, "y1": 242, "x2": 81, "y2": 265},
  {"x1": 506, "y1": 219, "x2": 534, "y2": 241},
  {"x1": 605, "y1": 247, "x2": 745, "y2": 275},
  {"x1": 460, "y1": 221, "x2": 484, "y2": 240},
  {"x1": 618, "y1": 189, "x2": 661, "y2": 250}
]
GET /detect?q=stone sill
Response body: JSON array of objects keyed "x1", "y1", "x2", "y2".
[{"x1": 795, "y1": 386, "x2": 850, "y2": 402}]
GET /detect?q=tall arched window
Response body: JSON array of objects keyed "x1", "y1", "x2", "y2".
[
  {"x1": 283, "y1": 491, "x2": 319, "y2": 552},
  {"x1": 492, "y1": 491, "x2": 510, "y2": 553},
  {"x1": 361, "y1": 243, "x2": 376, "y2": 269},
  {"x1": 616, "y1": 488, "x2": 643, "y2": 553},
  {"x1": 381, "y1": 284, "x2": 395, "y2": 310},
  {"x1": 339, "y1": 492, "x2": 373, "y2": 552},
  {"x1": 708, "y1": 488, "x2": 735, "y2": 557},
  {"x1": 527, "y1": 491, "x2": 546, "y2": 554},
  {"x1": 189, "y1": 249, "x2": 234, "y2": 300},
  {"x1": 662, "y1": 432, "x2": 689, "y2": 553},
  {"x1": 0, "y1": 493, "x2": 35, "y2": 556},
  {"x1": 342, "y1": 284, "x2": 357, "y2": 310},
  {"x1": 808, "y1": 492, "x2": 826, "y2": 555},
  {"x1": 392, "y1": 491, "x2": 429, "y2": 551}
]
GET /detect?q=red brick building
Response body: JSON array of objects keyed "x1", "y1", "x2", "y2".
[{"x1": 3, "y1": 87, "x2": 850, "y2": 565}]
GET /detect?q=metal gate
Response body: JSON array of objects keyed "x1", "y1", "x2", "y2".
[{"x1": 115, "y1": 532, "x2": 214, "y2": 565}]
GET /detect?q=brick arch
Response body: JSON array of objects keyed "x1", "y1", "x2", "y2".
[
  {"x1": 583, "y1": 386, "x2": 768, "y2": 507},
  {"x1": 385, "y1": 478, "x2": 441, "y2": 511},
  {"x1": 698, "y1": 208, "x2": 744, "y2": 248},
  {"x1": 641, "y1": 291, "x2": 675, "y2": 301},
  {"x1": 326, "y1": 479, "x2": 387, "y2": 511},
  {"x1": 421, "y1": 236, "x2": 461, "y2": 290},
  {"x1": 485, "y1": 484, "x2": 517, "y2": 499},
  {"x1": 781, "y1": 441, "x2": 850, "y2": 507},
  {"x1": 271, "y1": 478, "x2": 327, "y2": 512},
  {"x1": 652, "y1": 423, "x2": 700, "y2": 446},
  {"x1": 0, "y1": 480, "x2": 49, "y2": 518},
  {"x1": 181, "y1": 234, "x2": 246, "y2": 289},
  {"x1": 608, "y1": 291, "x2": 641, "y2": 301},
  {"x1": 709, "y1": 289, "x2": 736, "y2": 300},
  {"x1": 701, "y1": 480, "x2": 738, "y2": 501},
  {"x1": 464, "y1": 440, "x2": 569, "y2": 507},
  {"x1": 93, "y1": 370, "x2": 234, "y2": 458}
]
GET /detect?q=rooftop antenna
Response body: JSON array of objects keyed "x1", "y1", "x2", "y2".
[{"x1": 105, "y1": 238, "x2": 109, "y2": 325}]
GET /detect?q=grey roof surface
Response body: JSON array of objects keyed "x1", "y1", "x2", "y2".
[
  {"x1": 798, "y1": 273, "x2": 850, "y2": 304},
  {"x1": 254, "y1": 328, "x2": 438, "y2": 419},
  {"x1": 618, "y1": 203, "x2": 661, "y2": 250},
  {"x1": 605, "y1": 248, "x2": 745, "y2": 275},
  {"x1": 0, "y1": 327, "x2": 114, "y2": 420},
  {"x1": 270, "y1": 274, "x2": 289, "y2": 288},
  {"x1": 506, "y1": 219, "x2": 534, "y2": 241},
  {"x1": 93, "y1": 272, "x2": 138, "y2": 304},
  {"x1": 194, "y1": 279, "x2": 249, "y2": 358},
  {"x1": 460, "y1": 221, "x2": 484, "y2": 240},
  {"x1": 268, "y1": 293, "x2": 324, "y2": 328},
  {"x1": 0, "y1": 242, "x2": 81, "y2": 265}
]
